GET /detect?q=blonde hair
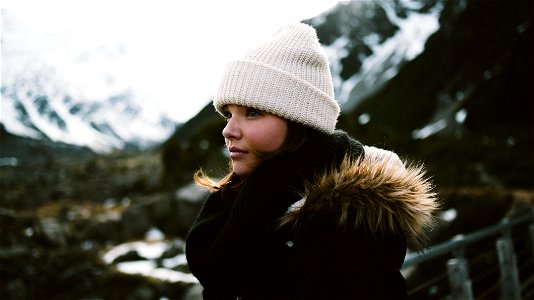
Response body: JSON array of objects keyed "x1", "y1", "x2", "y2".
[{"x1": 193, "y1": 167, "x2": 237, "y2": 192}]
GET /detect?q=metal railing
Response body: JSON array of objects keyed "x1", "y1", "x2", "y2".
[{"x1": 402, "y1": 211, "x2": 534, "y2": 300}]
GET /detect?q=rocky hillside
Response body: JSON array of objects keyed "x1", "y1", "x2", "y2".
[{"x1": 0, "y1": 147, "x2": 207, "y2": 299}]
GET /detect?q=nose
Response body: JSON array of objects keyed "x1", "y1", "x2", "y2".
[{"x1": 222, "y1": 117, "x2": 241, "y2": 140}]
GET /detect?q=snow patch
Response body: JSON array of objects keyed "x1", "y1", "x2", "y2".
[
  {"x1": 333, "y1": 2, "x2": 442, "y2": 110},
  {"x1": 358, "y1": 113, "x2": 371, "y2": 125},
  {"x1": 455, "y1": 109, "x2": 467, "y2": 124},
  {"x1": 411, "y1": 119, "x2": 447, "y2": 139},
  {"x1": 440, "y1": 208, "x2": 457, "y2": 222}
]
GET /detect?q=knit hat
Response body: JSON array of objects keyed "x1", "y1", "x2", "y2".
[{"x1": 213, "y1": 23, "x2": 340, "y2": 133}]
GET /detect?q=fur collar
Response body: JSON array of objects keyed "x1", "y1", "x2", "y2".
[{"x1": 282, "y1": 146, "x2": 439, "y2": 250}]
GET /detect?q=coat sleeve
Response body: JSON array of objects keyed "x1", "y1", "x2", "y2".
[{"x1": 184, "y1": 191, "x2": 240, "y2": 297}]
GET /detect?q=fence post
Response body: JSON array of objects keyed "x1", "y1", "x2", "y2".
[
  {"x1": 496, "y1": 238, "x2": 521, "y2": 300},
  {"x1": 500, "y1": 218, "x2": 515, "y2": 252},
  {"x1": 447, "y1": 258, "x2": 473, "y2": 300},
  {"x1": 451, "y1": 234, "x2": 466, "y2": 259}
]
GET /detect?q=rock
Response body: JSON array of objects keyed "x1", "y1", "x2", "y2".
[
  {"x1": 0, "y1": 246, "x2": 31, "y2": 259},
  {"x1": 161, "y1": 241, "x2": 185, "y2": 259},
  {"x1": 82, "y1": 219, "x2": 122, "y2": 244},
  {"x1": 121, "y1": 204, "x2": 152, "y2": 240},
  {"x1": 138, "y1": 186, "x2": 206, "y2": 239},
  {"x1": 183, "y1": 284, "x2": 203, "y2": 300},
  {"x1": 37, "y1": 217, "x2": 66, "y2": 246},
  {"x1": 171, "y1": 184, "x2": 207, "y2": 238},
  {"x1": 112, "y1": 250, "x2": 146, "y2": 264},
  {"x1": 127, "y1": 284, "x2": 155, "y2": 300}
]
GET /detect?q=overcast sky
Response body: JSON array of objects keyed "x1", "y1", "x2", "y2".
[{"x1": 1, "y1": 0, "x2": 340, "y2": 123}]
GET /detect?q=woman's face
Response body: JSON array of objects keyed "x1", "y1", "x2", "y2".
[{"x1": 222, "y1": 104, "x2": 288, "y2": 177}]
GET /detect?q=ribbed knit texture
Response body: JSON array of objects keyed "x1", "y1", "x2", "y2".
[{"x1": 213, "y1": 23, "x2": 340, "y2": 133}]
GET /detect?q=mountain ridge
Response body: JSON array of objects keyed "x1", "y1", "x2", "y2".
[{"x1": 1, "y1": 10, "x2": 177, "y2": 153}]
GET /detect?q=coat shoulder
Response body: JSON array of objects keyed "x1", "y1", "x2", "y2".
[{"x1": 285, "y1": 146, "x2": 440, "y2": 250}]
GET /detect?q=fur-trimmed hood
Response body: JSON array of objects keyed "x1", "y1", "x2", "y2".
[{"x1": 283, "y1": 146, "x2": 439, "y2": 250}]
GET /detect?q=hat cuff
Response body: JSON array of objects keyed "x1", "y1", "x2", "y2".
[{"x1": 214, "y1": 59, "x2": 339, "y2": 133}]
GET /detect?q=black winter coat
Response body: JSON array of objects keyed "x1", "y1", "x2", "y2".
[{"x1": 186, "y1": 131, "x2": 437, "y2": 299}]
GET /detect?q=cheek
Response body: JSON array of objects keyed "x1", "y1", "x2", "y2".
[{"x1": 248, "y1": 122, "x2": 287, "y2": 153}]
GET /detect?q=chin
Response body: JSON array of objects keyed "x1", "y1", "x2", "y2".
[
  {"x1": 232, "y1": 163, "x2": 256, "y2": 177},
  {"x1": 233, "y1": 169, "x2": 253, "y2": 177}
]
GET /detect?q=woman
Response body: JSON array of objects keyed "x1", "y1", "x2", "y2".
[{"x1": 186, "y1": 23, "x2": 438, "y2": 299}]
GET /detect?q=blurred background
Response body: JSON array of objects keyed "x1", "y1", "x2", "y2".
[{"x1": 1, "y1": 0, "x2": 533, "y2": 299}]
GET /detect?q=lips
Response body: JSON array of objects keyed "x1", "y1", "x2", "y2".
[{"x1": 228, "y1": 146, "x2": 248, "y2": 159}]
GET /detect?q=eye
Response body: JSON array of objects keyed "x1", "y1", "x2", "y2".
[
  {"x1": 246, "y1": 107, "x2": 262, "y2": 118},
  {"x1": 221, "y1": 108, "x2": 231, "y2": 121}
]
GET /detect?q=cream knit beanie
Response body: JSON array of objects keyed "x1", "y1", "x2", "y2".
[{"x1": 213, "y1": 23, "x2": 340, "y2": 133}]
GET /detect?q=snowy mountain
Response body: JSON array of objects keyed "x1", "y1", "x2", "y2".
[
  {"x1": 310, "y1": 0, "x2": 443, "y2": 111},
  {"x1": 1, "y1": 11, "x2": 176, "y2": 153}
]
